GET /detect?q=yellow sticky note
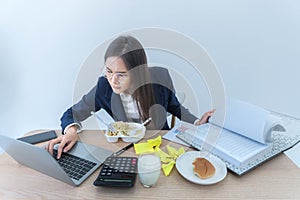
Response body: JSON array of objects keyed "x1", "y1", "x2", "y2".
[
  {"x1": 162, "y1": 160, "x2": 175, "y2": 176},
  {"x1": 166, "y1": 145, "x2": 185, "y2": 159},
  {"x1": 134, "y1": 142, "x2": 154, "y2": 154},
  {"x1": 147, "y1": 135, "x2": 162, "y2": 148},
  {"x1": 155, "y1": 147, "x2": 173, "y2": 163},
  {"x1": 166, "y1": 145, "x2": 177, "y2": 157},
  {"x1": 175, "y1": 147, "x2": 185, "y2": 158}
]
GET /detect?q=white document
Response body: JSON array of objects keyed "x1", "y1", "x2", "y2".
[
  {"x1": 163, "y1": 124, "x2": 192, "y2": 147},
  {"x1": 195, "y1": 123, "x2": 272, "y2": 168},
  {"x1": 171, "y1": 98, "x2": 286, "y2": 168},
  {"x1": 284, "y1": 142, "x2": 300, "y2": 168},
  {"x1": 210, "y1": 98, "x2": 285, "y2": 144}
]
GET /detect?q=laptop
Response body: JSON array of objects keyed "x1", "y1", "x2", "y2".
[{"x1": 0, "y1": 134, "x2": 113, "y2": 186}]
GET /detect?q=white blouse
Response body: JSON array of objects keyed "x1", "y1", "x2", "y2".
[{"x1": 120, "y1": 93, "x2": 140, "y2": 120}]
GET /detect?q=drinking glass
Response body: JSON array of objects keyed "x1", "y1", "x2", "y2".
[{"x1": 137, "y1": 152, "x2": 161, "y2": 188}]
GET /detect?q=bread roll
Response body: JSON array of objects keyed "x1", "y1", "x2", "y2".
[{"x1": 192, "y1": 157, "x2": 215, "y2": 179}]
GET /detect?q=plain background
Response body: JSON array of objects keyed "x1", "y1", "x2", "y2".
[{"x1": 1, "y1": 0, "x2": 300, "y2": 140}]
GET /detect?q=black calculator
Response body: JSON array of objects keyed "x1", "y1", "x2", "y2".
[{"x1": 93, "y1": 156, "x2": 138, "y2": 187}]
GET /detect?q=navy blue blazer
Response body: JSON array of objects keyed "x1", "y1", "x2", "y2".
[{"x1": 60, "y1": 67, "x2": 197, "y2": 132}]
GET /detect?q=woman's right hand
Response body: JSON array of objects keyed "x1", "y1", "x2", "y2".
[{"x1": 45, "y1": 125, "x2": 79, "y2": 159}]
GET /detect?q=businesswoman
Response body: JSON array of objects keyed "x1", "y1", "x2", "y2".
[{"x1": 46, "y1": 35, "x2": 214, "y2": 158}]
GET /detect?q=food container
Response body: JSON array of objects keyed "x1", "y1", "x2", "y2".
[{"x1": 104, "y1": 122, "x2": 146, "y2": 143}]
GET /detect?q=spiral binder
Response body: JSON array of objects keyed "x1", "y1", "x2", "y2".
[{"x1": 176, "y1": 111, "x2": 300, "y2": 175}]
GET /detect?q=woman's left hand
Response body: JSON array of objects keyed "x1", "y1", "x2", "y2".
[{"x1": 195, "y1": 109, "x2": 216, "y2": 125}]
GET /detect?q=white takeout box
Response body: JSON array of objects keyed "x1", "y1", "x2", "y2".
[{"x1": 104, "y1": 122, "x2": 146, "y2": 143}]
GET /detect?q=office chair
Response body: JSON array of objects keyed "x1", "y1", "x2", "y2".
[{"x1": 170, "y1": 91, "x2": 185, "y2": 128}]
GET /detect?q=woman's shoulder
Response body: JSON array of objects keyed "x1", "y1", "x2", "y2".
[
  {"x1": 149, "y1": 66, "x2": 173, "y2": 86},
  {"x1": 96, "y1": 76, "x2": 112, "y2": 94},
  {"x1": 97, "y1": 76, "x2": 109, "y2": 85}
]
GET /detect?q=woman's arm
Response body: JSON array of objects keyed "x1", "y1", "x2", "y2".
[{"x1": 60, "y1": 86, "x2": 97, "y2": 133}]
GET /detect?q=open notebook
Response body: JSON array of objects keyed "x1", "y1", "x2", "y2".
[{"x1": 165, "y1": 99, "x2": 300, "y2": 175}]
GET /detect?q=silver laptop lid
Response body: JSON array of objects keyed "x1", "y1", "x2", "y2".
[{"x1": 0, "y1": 134, "x2": 113, "y2": 186}]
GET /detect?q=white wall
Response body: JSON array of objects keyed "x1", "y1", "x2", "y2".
[{"x1": 1, "y1": 0, "x2": 300, "y2": 139}]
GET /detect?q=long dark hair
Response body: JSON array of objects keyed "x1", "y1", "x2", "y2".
[{"x1": 104, "y1": 36, "x2": 156, "y2": 121}]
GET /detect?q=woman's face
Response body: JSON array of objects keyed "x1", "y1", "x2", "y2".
[{"x1": 105, "y1": 56, "x2": 131, "y2": 94}]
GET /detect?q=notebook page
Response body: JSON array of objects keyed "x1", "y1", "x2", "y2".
[
  {"x1": 210, "y1": 98, "x2": 269, "y2": 144},
  {"x1": 194, "y1": 123, "x2": 271, "y2": 167}
]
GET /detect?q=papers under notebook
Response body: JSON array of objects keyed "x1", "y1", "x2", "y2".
[{"x1": 173, "y1": 99, "x2": 300, "y2": 175}]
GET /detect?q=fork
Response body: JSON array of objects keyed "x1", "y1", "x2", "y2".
[
  {"x1": 142, "y1": 117, "x2": 152, "y2": 126},
  {"x1": 128, "y1": 117, "x2": 152, "y2": 136}
]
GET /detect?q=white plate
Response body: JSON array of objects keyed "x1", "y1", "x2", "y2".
[{"x1": 176, "y1": 151, "x2": 227, "y2": 185}]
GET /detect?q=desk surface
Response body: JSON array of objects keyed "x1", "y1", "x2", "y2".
[{"x1": 0, "y1": 130, "x2": 299, "y2": 199}]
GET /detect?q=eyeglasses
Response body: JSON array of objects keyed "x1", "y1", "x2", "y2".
[{"x1": 105, "y1": 68, "x2": 128, "y2": 81}]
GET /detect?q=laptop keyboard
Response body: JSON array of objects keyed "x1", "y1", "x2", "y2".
[{"x1": 53, "y1": 149, "x2": 97, "y2": 180}]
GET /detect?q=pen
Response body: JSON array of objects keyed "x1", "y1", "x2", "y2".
[{"x1": 113, "y1": 143, "x2": 135, "y2": 156}]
